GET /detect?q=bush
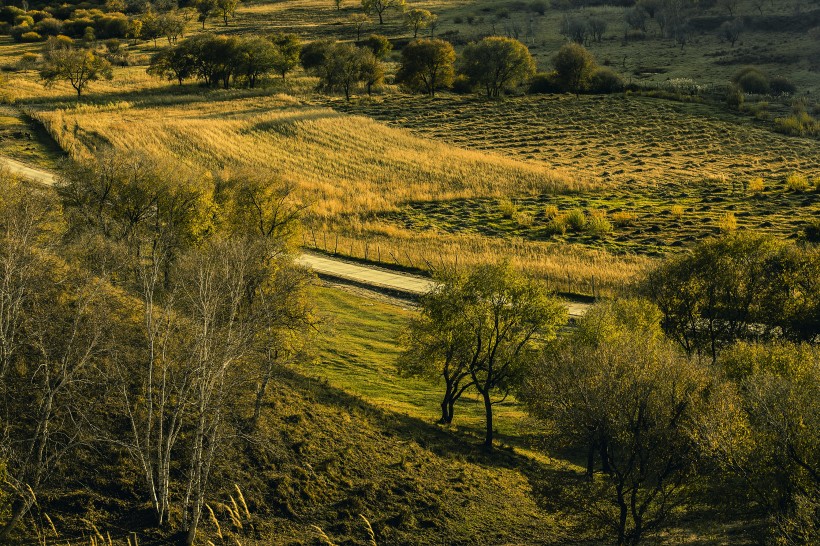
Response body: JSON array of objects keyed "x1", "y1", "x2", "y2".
[
  {"x1": 17, "y1": 52, "x2": 39, "y2": 68},
  {"x1": 14, "y1": 15, "x2": 34, "y2": 27},
  {"x1": 545, "y1": 215, "x2": 568, "y2": 235},
  {"x1": 20, "y1": 31, "x2": 42, "y2": 42},
  {"x1": 0, "y1": 22, "x2": 11, "y2": 35},
  {"x1": 588, "y1": 67, "x2": 624, "y2": 93},
  {"x1": 774, "y1": 112, "x2": 820, "y2": 137},
  {"x1": 529, "y1": 0, "x2": 548, "y2": 15},
  {"x1": 0, "y1": 6, "x2": 25, "y2": 25},
  {"x1": 747, "y1": 177, "x2": 764, "y2": 193},
  {"x1": 498, "y1": 198, "x2": 518, "y2": 219},
  {"x1": 733, "y1": 67, "x2": 769, "y2": 94},
  {"x1": 786, "y1": 172, "x2": 810, "y2": 192},
  {"x1": 566, "y1": 209, "x2": 587, "y2": 232},
  {"x1": 726, "y1": 84, "x2": 744, "y2": 108},
  {"x1": 804, "y1": 220, "x2": 820, "y2": 243},
  {"x1": 528, "y1": 71, "x2": 562, "y2": 94},
  {"x1": 451, "y1": 74, "x2": 474, "y2": 94},
  {"x1": 35, "y1": 17, "x2": 64, "y2": 36},
  {"x1": 586, "y1": 211, "x2": 612, "y2": 237},
  {"x1": 360, "y1": 34, "x2": 391, "y2": 59},
  {"x1": 611, "y1": 211, "x2": 637, "y2": 226},
  {"x1": 769, "y1": 76, "x2": 796, "y2": 96},
  {"x1": 624, "y1": 29, "x2": 647, "y2": 41},
  {"x1": 718, "y1": 212, "x2": 737, "y2": 233}
]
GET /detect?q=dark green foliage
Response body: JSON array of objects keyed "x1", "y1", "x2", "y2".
[
  {"x1": 459, "y1": 36, "x2": 536, "y2": 97},
  {"x1": 360, "y1": 33, "x2": 391, "y2": 59},
  {"x1": 300, "y1": 38, "x2": 335, "y2": 70},
  {"x1": 395, "y1": 38, "x2": 456, "y2": 96},
  {"x1": 733, "y1": 66, "x2": 770, "y2": 94},
  {"x1": 588, "y1": 66, "x2": 624, "y2": 93}
]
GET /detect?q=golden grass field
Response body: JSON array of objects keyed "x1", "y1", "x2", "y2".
[{"x1": 1, "y1": 0, "x2": 818, "y2": 296}]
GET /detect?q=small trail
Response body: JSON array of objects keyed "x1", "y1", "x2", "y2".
[{"x1": 1, "y1": 154, "x2": 590, "y2": 316}]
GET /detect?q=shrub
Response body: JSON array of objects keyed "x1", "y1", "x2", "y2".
[
  {"x1": 35, "y1": 17, "x2": 64, "y2": 36},
  {"x1": 515, "y1": 211, "x2": 534, "y2": 228},
  {"x1": 804, "y1": 220, "x2": 820, "y2": 243},
  {"x1": 586, "y1": 211, "x2": 612, "y2": 237},
  {"x1": 20, "y1": 31, "x2": 42, "y2": 42},
  {"x1": 544, "y1": 204, "x2": 559, "y2": 218},
  {"x1": 498, "y1": 198, "x2": 518, "y2": 219},
  {"x1": 611, "y1": 211, "x2": 637, "y2": 226},
  {"x1": 747, "y1": 177, "x2": 764, "y2": 193},
  {"x1": 588, "y1": 67, "x2": 624, "y2": 93},
  {"x1": 361, "y1": 34, "x2": 392, "y2": 59},
  {"x1": 529, "y1": 0, "x2": 547, "y2": 15},
  {"x1": 670, "y1": 205, "x2": 685, "y2": 219},
  {"x1": 718, "y1": 212, "x2": 737, "y2": 233},
  {"x1": 14, "y1": 15, "x2": 34, "y2": 27},
  {"x1": 528, "y1": 71, "x2": 562, "y2": 94},
  {"x1": 769, "y1": 76, "x2": 796, "y2": 96},
  {"x1": 786, "y1": 172, "x2": 810, "y2": 192},
  {"x1": 726, "y1": 84, "x2": 744, "y2": 108},
  {"x1": 624, "y1": 29, "x2": 646, "y2": 41},
  {"x1": 565, "y1": 209, "x2": 587, "y2": 232},
  {"x1": 545, "y1": 215, "x2": 568, "y2": 235},
  {"x1": 733, "y1": 67, "x2": 769, "y2": 94},
  {"x1": 451, "y1": 74, "x2": 474, "y2": 94},
  {"x1": 17, "y1": 52, "x2": 39, "y2": 68}
]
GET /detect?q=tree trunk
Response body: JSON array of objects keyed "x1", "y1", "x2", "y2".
[
  {"x1": 586, "y1": 440, "x2": 596, "y2": 480},
  {"x1": 481, "y1": 389, "x2": 493, "y2": 448},
  {"x1": 0, "y1": 500, "x2": 29, "y2": 542},
  {"x1": 378, "y1": 11, "x2": 383, "y2": 24}
]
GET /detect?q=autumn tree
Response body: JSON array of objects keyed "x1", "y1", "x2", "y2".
[
  {"x1": 398, "y1": 270, "x2": 475, "y2": 424},
  {"x1": 236, "y1": 35, "x2": 277, "y2": 87},
  {"x1": 215, "y1": 0, "x2": 239, "y2": 25},
  {"x1": 269, "y1": 32, "x2": 302, "y2": 79},
  {"x1": 395, "y1": 38, "x2": 455, "y2": 96},
  {"x1": 361, "y1": 0, "x2": 405, "y2": 25},
  {"x1": 39, "y1": 39, "x2": 113, "y2": 97},
  {"x1": 350, "y1": 12, "x2": 369, "y2": 41},
  {"x1": 552, "y1": 42, "x2": 596, "y2": 95},
  {"x1": 705, "y1": 342, "x2": 820, "y2": 544},
  {"x1": 405, "y1": 7, "x2": 434, "y2": 38},
  {"x1": 459, "y1": 36, "x2": 535, "y2": 97},
  {"x1": 524, "y1": 299, "x2": 718, "y2": 546}
]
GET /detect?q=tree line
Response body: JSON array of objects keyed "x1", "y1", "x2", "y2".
[
  {"x1": 400, "y1": 233, "x2": 819, "y2": 545},
  {"x1": 0, "y1": 157, "x2": 313, "y2": 545}
]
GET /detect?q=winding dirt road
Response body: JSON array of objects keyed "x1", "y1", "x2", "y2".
[{"x1": 2, "y1": 155, "x2": 589, "y2": 316}]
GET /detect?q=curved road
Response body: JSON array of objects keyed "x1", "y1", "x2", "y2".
[{"x1": 2, "y1": 155, "x2": 589, "y2": 317}]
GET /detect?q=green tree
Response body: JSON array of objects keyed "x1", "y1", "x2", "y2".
[
  {"x1": 316, "y1": 42, "x2": 371, "y2": 100},
  {"x1": 361, "y1": 0, "x2": 405, "y2": 25},
  {"x1": 425, "y1": 263, "x2": 566, "y2": 447},
  {"x1": 147, "y1": 42, "x2": 195, "y2": 84},
  {"x1": 300, "y1": 38, "x2": 335, "y2": 71},
  {"x1": 705, "y1": 342, "x2": 820, "y2": 544},
  {"x1": 552, "y1": 42, "x2": 596, "y2": 95},
  {"x1": 405, "y1": 7, "x2": 433, "y2": 38},
  {"x1": 524, "y1": 299, "x2": 717, "y2": 546},
  {"x1": 195, "y1": 0, "x2": 217, "y2": 28},
  {"x1": 398, "y1": 270, "x2": 476, "y2": 424},
  {"x1": 236, "y1": 35, "x2": 277, "y2": 87},
  {"x1": 459, "y1": 36, "x2": 535, "y2": 97},
  {"x1": 215, "y1": 0, "x2": 239, "y2": 25},
  {"x1": 360, "y1": 33, "x2": 391, "y2": 59},
  {"x1": 350, "y1": 12, "x2": 369, "y2": 41},
  {"x1": 395, "y1": 38, "x2": 455, "y2": 96},
  {"x1": 39, "y1": 40, "x2": 113, "y2": 97},
  {"x1": 269, "y1": 32, "x2": 301, "y2": 79}
]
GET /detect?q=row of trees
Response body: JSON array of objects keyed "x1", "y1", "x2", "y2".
[
  {"x1": 401, "y1": 233, "x2": 819, "y2": 544},
  {"x1": 0, "y1": 155, "x2": 313, "y2": 545},
  {"x1": 396, "y1": 37, "x2": 621, "y2": 98},
  {"x1": 148, "y1": 32, "x2": 301, "y2": 88}
]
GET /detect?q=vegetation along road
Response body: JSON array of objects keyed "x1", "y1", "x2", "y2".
[{"x1": 0, "y1": 154, "x2": 589, "y2": 316}]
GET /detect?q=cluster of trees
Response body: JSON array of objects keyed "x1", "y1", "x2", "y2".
[
  {"x1": 300, "y1": 37, "x2": 387, "y2": 99},
  {"x1": 402, "y1": 232, "x2": 819, "y2": 544},
  {"x1": 396, "y1": 36, "x2": 623, "y2": 98},
  {"x1": 148, "y1": 32, "x2": 301, "y2": 88},
  {"x1": 0, "y1": 156, "x2": 313, "y2": 545},
  {"x1": 39, "y1": 35, "x2": 113, "y2": 97},
  {"x1": 623, "y1": 0, "x2": 694, "y2": 46}
]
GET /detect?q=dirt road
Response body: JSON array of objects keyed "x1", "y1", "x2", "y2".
[{"x1": 2, "y1": 155, "x2": 590, "y2": 316}]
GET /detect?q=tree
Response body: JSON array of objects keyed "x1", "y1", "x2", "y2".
[
  {"x1": 269, "y1": 32, "x2": 301, "y2": 79},
  {"x1": 405, "y1": 8, "x2": 433, "y2": 38},
  {"x1": 395, "y1": 37, "x2": 455, "y2": 96},
  {"x1": 399, "y1": 270, "x2": 476, "y2": 424},
  {"x1": 39, "y1": 40, "x2": 113, "y2": 97},
  {"x1": 158, "y1": 10, "x2": 185, "y2": 44},
  {"x1": 719, "y1": 18, "x2": 743, "y2": 47},
  {"x1": 236, "y1": 36, "x2": 277, "y2": 87},
  {"x1": 718, "y1": 0, "x2": 739, "y2": 16},
  {"x1": 334, "y1": 0, "x2": 343, "y2": 10},
  {"x1": 552, "y1": 42, "x2": 596, "y2": 95},
  {"x1": 459, "y1": 36, "x2": 535, "y2": 98},
  {"x1": 0, "y1": 170, "x2": 102, "y2": 541},
  {"x1": 705, "y1": 342, "x2": 820, "y2": 544},
  {"x1": 523, "y1": 299, "x2": 717, "y2": 546},
  {"x1": 350, "y1": 12, "x2": 369, "y2": 41},
  {"x1": 588, "y1": 16, "x2": 607, "y2": 43},
  {"x1": 300, "y1": 38, "x2": 335, "y2": 71},
  {"x1": 360, "y1": 33, "x2": 391, "y2": 59},
  {"x1": 215, "y1": 0, "x2": 238, "y2": 25},
  {"x1": 641, "y1": 234, "x2": 818, "y2": 362},
  {"x1": 435, "y1": 263, "x2": 566, "y2": 447},
  {"x1": 560, "y1": 15, "x2": 587, "y2": 44},
  {"x1": 358, "y1": 48, "x2": 383, "y2": 95},
  {"x1": 624, "y1": 6, "x2": 647, "y2": 32},
  {"x1": 316, "y1": 42, "x2": 371, "y2": 100},
  {"x1": 195, "y1": 0, "x2": 216, "y2": 28},
  {"x1": 148, "y1": 42, "x2": 195, "y2": 84},
  {"x1": 361, "y1": 0, "x2": 405, "y2": 25}
]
